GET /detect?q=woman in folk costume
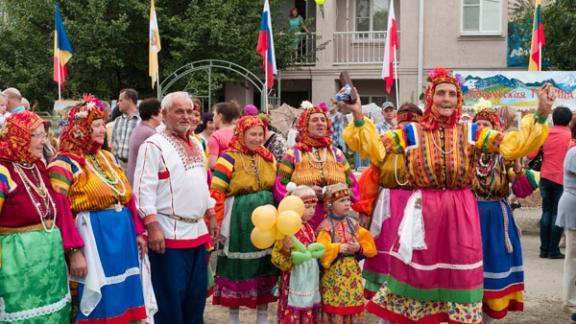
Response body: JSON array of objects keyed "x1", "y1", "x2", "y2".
[
  {"x1": 352, "y1": 103, "x2": 423, "y2": 299},
  {"x1": 211, "y1": 115, "x2": 278, "y2": 324},
  {"x1": 275, "y1": 101, "x2": 359, "y2": 230},
  {"x1": 317, "y1": 183, "x2": 377, "y2": 323},
  {"x1": 343, "y1": 67, "x2": 553, "y2": 323},
  {"x1": 472, "y1": 108, "x2": 526, "y2": 322},
  {"x1": 0, "y1": 112, "x2": 83, "y2": 323},
  {"x1": 48, "y1": 95, "x2": 147, "y2": 323},
  {"x1": 272, "y1": 184, "x2": 323, "y2": 323}
]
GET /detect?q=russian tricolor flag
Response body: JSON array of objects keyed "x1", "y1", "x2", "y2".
[
  {"x1": 53, "y1": 3, "x2": 73, "y2": 89},
  {"x1": 256, "y1": 0, "x2": 277, "y2": 89}
]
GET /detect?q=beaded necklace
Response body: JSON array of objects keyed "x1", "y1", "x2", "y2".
[
  {"x1": 239, "y1": 153, "x2": 262, "y2": 189},
  {"x1": 394, "y1": 155, "x2": 409, "y2": 186},
  {"x1": 85, "y1": 151, "x2": 127, "y2": 212},
  {"x1": 13, "y1": 163, "x2": 57, "y2": 232}
]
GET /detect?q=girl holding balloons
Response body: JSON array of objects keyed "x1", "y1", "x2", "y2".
[
  {"x1": 271, "y1": 184, "x2": 326, "y2": 323},
  {"x1": 317, "y1": 183, "x2": 377, "y2": 323},
  {"x1": 210, "y1": 115, "x2": 278, "y2": 324}
]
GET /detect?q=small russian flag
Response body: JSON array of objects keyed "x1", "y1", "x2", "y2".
[{"x1": 256, "y1": 0, "x2": 277, "y2": 89}]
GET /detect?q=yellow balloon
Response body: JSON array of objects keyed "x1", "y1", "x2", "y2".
[
  {"x1": 278, "y1": 196, "x2": 305, "y2": 217},
  {"x1": 250, "y1": 227, "x2": 276, "y2": 249},
  {"x1": 251, "y1": 205, "x2": 277, "y2": 230},
  {"x1": 275, "y1": 227, "x2": 285, "y2": 241},
  {"x1": 276, "y1": 210, "x2": 302, "y2": 236},
  {"x1": 315, "y1": 0, "x2": 326, "y2": 5}
]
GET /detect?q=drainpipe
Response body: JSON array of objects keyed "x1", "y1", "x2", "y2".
[{"x1": 417, "y1": 0, "x2": 424, "y2": 105}]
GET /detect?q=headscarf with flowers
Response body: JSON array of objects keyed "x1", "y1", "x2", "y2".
[
  {"x1": 0, "y1": 111, "x2": 45, "y2": 164},
  {"x1": 294, "y1": 101, "x2": 333, "y2": 152},
  {"x1": 229, "y1": 114, "x2": 274, "y2": 162},
  {"x1": 420, "y1": 67, "x2": 464, "y2": 131},
  {"x1": 473, "y1": 108, "x2": 502, "y2": 131},
  {"x1": 58, "y1": 94, "x2": 107, "y2": 161}
]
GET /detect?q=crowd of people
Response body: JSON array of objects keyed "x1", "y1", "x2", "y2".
[{"x1": 0, "y1": 67, "x2": 576, "y2": 324}]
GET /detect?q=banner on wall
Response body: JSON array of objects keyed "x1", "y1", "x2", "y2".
[
  {"x1": 454, "y1": 71, "x2": 576, "y2": 111},
  {"x1": 507, "y1": 21, "x2": 531, "y2": 68}
]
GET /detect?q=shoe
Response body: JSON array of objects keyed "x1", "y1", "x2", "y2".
[
  {"x1": 570, "y1": 313, "x2": 576, "y2": 323},
  {"x1": 539, "y1": 253, "x2": 548, "y2": 258},
  {"x1": 549, "y1": 253, "x2": 565, "y2": 259}
]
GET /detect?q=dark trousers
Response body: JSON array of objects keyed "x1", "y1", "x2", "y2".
[
  {"x1": 540, "y1": 178, "x2": 564, "y2": 256},
  {"x1": 149, "y1": 246, "x2": 208, "y2": 324}
]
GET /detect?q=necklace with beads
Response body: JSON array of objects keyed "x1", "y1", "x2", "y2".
[
  {"x1": 307, "y1": 147, "x2": 327, "y2": 169},
  {"x1": 239, "y1": 153, "x2": 262, "y2": 189},
  {"x1": 13, "y1": 163, "x2": 57, "y2": 232},
  {"x1": 85, "y1": 151, "x2": 127, "y2": 212},
  {"x1": 476, "y1": 153, "x2": 497, "y2": 178}
]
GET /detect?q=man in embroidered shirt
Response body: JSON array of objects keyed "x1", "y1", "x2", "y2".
[
  {"x1": 111, "y1": 88, "x2": 140, "y2": 169},
  {"x1": 133, "y1": 91, "x2": 217, "y2": 324}
]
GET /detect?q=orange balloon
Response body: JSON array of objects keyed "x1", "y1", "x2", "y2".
[
  {"x1": 250, "y1": 227, "x2": 276, "y2": 249},
  {"x1": 251, "y1": 205, "x2": 278, "y2": 230},
  {"x1": 276, "y1": 210, "x2": 302, "y2": 236},
  {"x1": 278, "y1": 196, "x2": 305, "y2": 217}
]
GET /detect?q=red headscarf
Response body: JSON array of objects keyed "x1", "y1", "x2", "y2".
[
  {"x1": 58, "y1": 94, "x2": 107, "y2": 163},
  {"x1": 473, "y1": 108, "x2": 502, "y2": 130},
  {"x1": 294, "y1": 103, "x2": 333, "y2": 152},
  {"x1": 420, "y1": 67, "x2": 464, "y2": 131},
  {"x1": 229, "y1": 115, "x2": 274, "y2": 162},
  {"x1": 0, "y1": 111, "x2": 45, "y2": 164}
]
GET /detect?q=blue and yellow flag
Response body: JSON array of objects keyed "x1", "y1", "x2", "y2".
[{"x1": 53, "y1": 3, "x2": 73, "y2": 89}]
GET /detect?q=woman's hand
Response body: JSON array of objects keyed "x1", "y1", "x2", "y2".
[
  {"x1": 136, "y1": 235, "x2": 148, "y2": 258},
  {"x1": 69, "y1": 250, "x2": 88, "y2": 278},
  {"x1": 147, "y1": 222, "x2": 166, "y2": 254},
  {"x1": 537, "y1": 83, "x2": 557, "y2": 119},
  {"x1": 340, "y1": 87, "x2": 363, "y2": 122}
]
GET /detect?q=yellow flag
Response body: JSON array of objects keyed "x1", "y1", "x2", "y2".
[{"x1": 149, "y1": 0, "x2": 161, "y2": 88}]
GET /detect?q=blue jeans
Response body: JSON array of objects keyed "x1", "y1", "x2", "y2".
[{"x1": 540, "y1": 177, "x2": 564, "y2": 256}]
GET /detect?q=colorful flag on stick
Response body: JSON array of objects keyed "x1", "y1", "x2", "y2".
[
  {"x1": 528, "y1": 0, "x2": 545, "y2": 71},
  {"x1": 149, "y1": 0, "x2": 161, "y2": 88},
  {"x1": 256, "y1": 0, "x2": 277, "y2": 89},
  {"x1": 381, "y1": 0, "x2": 398, "y2": 94},
  {"x1": 53, "y1": 3, "x2": 73, "y2": 90}
]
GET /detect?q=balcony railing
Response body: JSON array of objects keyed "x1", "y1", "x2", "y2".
[
  {"x1": 291, "y1": 32, "x2": 317, "y2": 66},
  {"x1": 333, "y1": 31, "x2": 386, "y2": 65}
]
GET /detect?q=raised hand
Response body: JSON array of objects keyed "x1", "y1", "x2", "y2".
[{"x1": 537, "y1": 83, "x2": 557, "y2": 119}]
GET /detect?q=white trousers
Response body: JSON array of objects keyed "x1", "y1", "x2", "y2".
[{"x1": 563, "y1": 229, "x2": 576, "y2": 311}]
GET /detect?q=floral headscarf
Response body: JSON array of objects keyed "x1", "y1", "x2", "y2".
[
  {"x1": 473, "y1": 108, "x2": 502, "y2": 130},
  {"x1": 420, "y1": 67, "x2": 464, "y2": 130},
  {"x1": 294, "y1": 101, "x2": 333, "y2": 152},
  {"x1": 58, "y1": 94, "x2": 107, "y2": 161},
  {"x1": 229, "y1": 114, "x2": 274, "y2": 162},
  {"x1": 0, "y1": 111, "x2": 45, "y2": 164}
]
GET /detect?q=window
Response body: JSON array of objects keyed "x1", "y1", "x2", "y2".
[
  {"x1": 355, "y1": 0, "x2": 389, "y2": 41},
  {"x1": 461, "y1": 0, "x2": 502, "y2": 35}
]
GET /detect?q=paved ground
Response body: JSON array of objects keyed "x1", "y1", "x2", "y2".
[{"x1": 205, "y1": 208, "x2": 572, "y2": 323}]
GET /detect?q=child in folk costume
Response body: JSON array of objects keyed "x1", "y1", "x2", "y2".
[
  {"x1": 317, "y1": 183, "x2": 377, "y2": 323},
  {"x1": 272, "y1": 184, "x2": 326, "y2": 323}
]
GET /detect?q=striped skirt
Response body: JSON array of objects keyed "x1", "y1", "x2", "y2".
[
  {"x1": 478, "y1": 200, "x2": 524, "y2": 319},
  {"x1": 367, "y1": 188, "x2": 483, "y2": 323}
]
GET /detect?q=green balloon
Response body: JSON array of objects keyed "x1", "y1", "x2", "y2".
[
  {"x1": 308, "y1": 243, "x2": 326, "y2": 259},
  {"x1": 291, "y1": 250, "x2": 312, "y2": 265}
]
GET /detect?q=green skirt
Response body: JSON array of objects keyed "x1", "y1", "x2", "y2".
[
  {"x1": 213, "y1": 190, "x2": 278, "y2": 308},
  {"x1": 0, "y1": 228, "x2": 70, "y2": 323}
]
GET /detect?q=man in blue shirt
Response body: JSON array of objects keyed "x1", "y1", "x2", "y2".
[{"x1": 1, "y1": 88, "x2": 25, "y2": 113}]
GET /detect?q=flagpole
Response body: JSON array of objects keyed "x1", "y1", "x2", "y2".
[
  {"x1": 264, "y1": 50, "x2": 268, "y2": 113},
  {"x1": 57, "y1": 52, "x2": 62, "y2": 101},
  {"x1": 156, "y1": 71, "x2": 162, "y2": 99},
  {"x1": 393, "y1": 48, "x2": 399, "y2": 108},
  {"x1": 539, "y1": 43, "x2": 542, "y2": 71}
]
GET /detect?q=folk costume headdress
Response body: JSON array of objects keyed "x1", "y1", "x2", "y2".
[
  {"x1": 295, "y1": 101, "x2": 333, "y2": 152},
  {"x1": 323, "y1": 183, "x2": 350, "y2": 205},
  {"x1": 229, "y1": 114, "x2": 274, "y2": 162},
  {"x1": 396, "y1": 103, "x2": 423, "y2": 124},
  {"x1": 0, "y1": 111, "x2": 45, "y2": 164},
  {"x1": 58, "y1": 94, "x2": 107, "y2": 162},
  {"x1": 473, "y1": 109, "x2": 502, "y2": 131},
  {"x1": 420, "y1": 67, "x2": 464, "y2": 130}
]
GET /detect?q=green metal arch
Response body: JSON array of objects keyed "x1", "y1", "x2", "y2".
[{"x1": 159, "y1": 59, "x2": 265, "y2": 108}]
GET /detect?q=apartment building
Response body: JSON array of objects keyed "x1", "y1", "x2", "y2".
[{"x1": 225, "y1": 0, "x2": 512, "y2": 108}]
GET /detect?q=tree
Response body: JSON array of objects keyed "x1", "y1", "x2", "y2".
[
  {"x1": 541, "y1": 0, "x2": 576, "y2": 70},
  {"x1": 0, "y1": 0, "x2": 300, "y2": 111}
]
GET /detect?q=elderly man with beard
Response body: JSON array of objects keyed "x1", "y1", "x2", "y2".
[
  {"x1": 343, "y1": 67, "x2": 554, "y2": 324},
  {"x1": 133, "y1": 91, "x2": 217, "y2": 324}
]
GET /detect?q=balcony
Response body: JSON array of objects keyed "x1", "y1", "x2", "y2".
[
  {"x1": 291, "y1": 32, "x2": 318, "y2": 66},
  {"x1": 333, "y1": 31, "x2": 386, "y2": 65}
]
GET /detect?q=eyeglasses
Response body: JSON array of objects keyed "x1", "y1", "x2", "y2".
[{"x1": 30, "y1": 132, "x2": 47, "y2": 140}]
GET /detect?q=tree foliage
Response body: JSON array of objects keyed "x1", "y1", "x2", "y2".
[
  {"x1": 541, "y1": 0, "x2": 576, "y2": 70},
  {"x1": 0, "y1": 0, "x2": 296, "y2": 111}
]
